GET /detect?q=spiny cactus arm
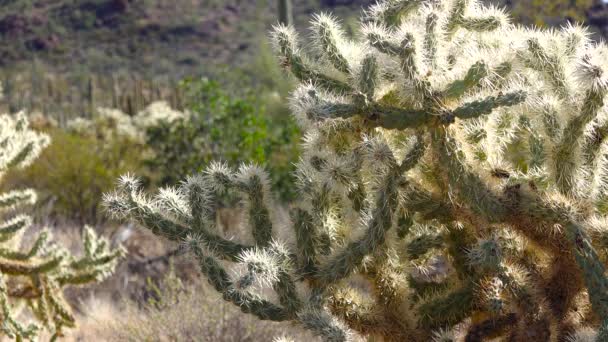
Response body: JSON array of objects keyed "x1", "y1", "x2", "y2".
[
  {"x1": 562, "y1": 23, "x2": 590, "y2": 59},
  {"x1": 327, "y1": 287, "x2": 391, "y2": 337},
  {"x1": 57, "y1": 231, "x2": 124, "y2": 286},
  {"x1": 444, "y1": 223, "x2": 477, "y2": 278},
  {"x1": 305, "y1": 186, "x2": 333, "y2": 257},
  {"x1": 448, "y1": 0, "x2": 507, "y2": 37},
  {"x1": 451, "y1": 91, "x2": 527, "y2": 120},
  {"x1": 356, "y1": 105, "x2": 432, "y2": 130},
  {"x1": 274, "y1": 269, "x2": 302, "y2": 315},
  {"x1": 464, "y1": 313, "x2": 517, "y2": 342},
  {"x1": 365, "y1": 27, "x2": 431, "y2": 100},
  {"x1": 292, "y1": 208, "x2": 318, "y2": 275},
  {"x1": 582, "y1": 119, "x2": 608, "y2": 171},
  {"x1": 104, "y1": 176, "x2": 252, "y2": 261},
  {"x1": 0, "y1": 230, "x2": 49, "y2": 261},
  {"x1": 0, "y1": 276, "x2": 38, "y2": 341},
  {"x1": 303, "y1": 101, "x2": 431, "y2": 135},
  {"x1": 416, "y1": 280, "x2": 476, "y2": 329},
  {"x1": 423, "y1": 13, "x2": 438, "y2": 69},
  {"x1": 406, "y1": 232, "x2": 443, "y2": 260},
  {"x1": 237, "y1": 242, "x2": 303, "y2": 315},
  {"x1": 467, "y1": 237, "x2": 542, "y2": 320},
  {"x1": 0, "y1": 215, "x2": 31, "y2": 243},
  {"x1": 398, "y1": 33, "x2": 422, "y2": 83},
  {"x1": 365, "y1": 0, "x2": 424, "y2": 28},
  {"x1": 312, "y1": 14, "x2": 351, "y2": 75},
  {"x1": 364, "y1": 28, "x2": 403, "y2": 57},
  {"x1": 28, "y1": 290, "x2": 49, "y2": 330},
  {"x1": 398, "y1": 132, "x2": 427, "y2": 172},
  {"x1": 568, "y1": 222, "x2": 608, "y2": 318},
  {"x1": 315, "y1": 168, "x2": 399, "y2": 285},
  {"x1": 272, "y1": 25, "x2": 352, "y2": 94},
  {"x1": 0, "y1": 114, "x2": 49, "y2": 173},
  {"x1": 0, "y1": 190, "x2": 36, "y2": 212},
  {"x1": 554, "y1": 89, "x2": 607, "y2": 195},
  {"x1": 104, "y1": 187, "x2": 187, "y2": 239},
  {"x1": 188, "y1": 241, "x2": 291, "y2": 321},
  {"x1": 181, "y1": 164, "x2": 249, "y2": 234},
  {"x1": 0, "y1": 256, "x2": 63, "y2": 276},
  {"x1": 507, "y1": 191, "x2": 608, "y2": 320},
  {"x1": 301, "y1": 67, "x2": 523, "y2": 133},
  {"x1": 458, "y1": 15, "x2": 505, "y2": 33},
  {"x1": 432, "y1": 127, "x2": 508, "y2": 223},
  {"x1": 357, "y1": 55, "x2": 377, "y2": 104},
  {"x1": 235, "y1": 165, "x2": 274, "y2": 247},
  {"x1": 363, "y1": 260, "x2": 420, "y2": 338},
  {"x1": 180, "y1": 174, "x2": 212, "y2": 229},
  {"x1": 297, "y1": 307, "x2": 353, "y2": 342},
  {"x1": 40, "y1": 278, "x2": 75, "y2": 339},
  {"x1": 521, "y1": 38, "x2": 570, "y2": 100},
  {"x1": 67, "y1": 249, "x2": 123, "y2": 272},
  {"x1": 444, "y1": 0, "x2": 468, "y2": 37},
  {"x1": 442, "y1": 61, "x2": 489, "y2": 100},
  {"x1": 316, "y1": 138, "x2": 425, "y2": 285},
  {"x1": 398, "y1": 181, "x2": 454, "y2": 222}
]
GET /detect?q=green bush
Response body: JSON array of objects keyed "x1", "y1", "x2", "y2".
[
  {"x1": 501, "y1": 0, "x2": 593, "y2": 27},
  {"x1": 144, "y1": 78, "x2": 300, "y2": 200},
  {"x1": 5, "y1": 127, "x2": 142, "y2": 224}
]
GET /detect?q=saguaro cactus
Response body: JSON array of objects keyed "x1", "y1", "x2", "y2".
[
  {"x1": 0, "y1": 113, "x2": 123, "y2": 340},
  {"x1": 278, "y1": 0, "x2": 293, "y2": 26},
  {"x1": 106, "y1": 0, "x2": 608, "y2": 340}
]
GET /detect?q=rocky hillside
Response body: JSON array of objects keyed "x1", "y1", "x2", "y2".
[
  {"x1": 1, "y1": 0, "x2": 607, "y2": 76},
  {"x1": 0, "y1": 0, "x2": 606, "y2": 120},
  {"x1": 0, "y1": 0, "x2": 371, "y2": 78}
]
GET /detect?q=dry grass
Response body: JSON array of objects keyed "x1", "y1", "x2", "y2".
[{"x1": 67, "y1": 279, "x2": 317, "y2": 342}]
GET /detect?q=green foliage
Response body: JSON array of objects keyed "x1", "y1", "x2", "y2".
[
  {"x1": 107, "y1": 0, "x2": 608, "y2": 341},
  {"x1": 0, "y1": 112, "x2": 123, "y2": 340},
  {"x1": 143, "y1": 78, "x2": 300, "y2": 200},
  {"x1": 505, "y1": 0, "x2": 594, "y2": 27},
  {"x1": 5, "y1": 126, "x2": 142, "y2": 224}
]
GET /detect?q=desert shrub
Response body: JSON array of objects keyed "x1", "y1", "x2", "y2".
[
  {"x1": 4, "y1": 110, "x2": 143, "y2": 224},
  {"x1": 505, "y1": 0, "x2": 594, "y2": 27},
  {"x1": 143, "y1": 77, "x2": 300, "y2": 200},
  {"x1": 0, "y1": 112, "x2": 122, "y2": 340},
  {"x1": 106, "y1": 0, "x2": 608, "y2": 339}
]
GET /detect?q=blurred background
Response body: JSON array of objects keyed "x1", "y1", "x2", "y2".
[{"x1": 0, "y1": 0, "x2": 607, "y2": 340}]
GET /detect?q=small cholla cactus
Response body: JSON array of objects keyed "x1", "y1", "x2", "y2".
[
  {"x1": 66, "y1": 101, "x2": 187, "y2": 144},
  {"x1": 0, "y1": 113, "x2": 123, "y2": 340},
  {"x1": 105, "y1": 0, "x2": 608, "y2": 340}
]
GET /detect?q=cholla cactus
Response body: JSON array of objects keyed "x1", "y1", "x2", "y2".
[
  {"x1": 66, "y1": 101, "x2": 187, "y2": 144},
  {"x1": 105, "y1": 0, "x2": 608, "y2": 340},
  {"x1": 0, "y1": 113, "x2": 123, "y2": 340}
]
